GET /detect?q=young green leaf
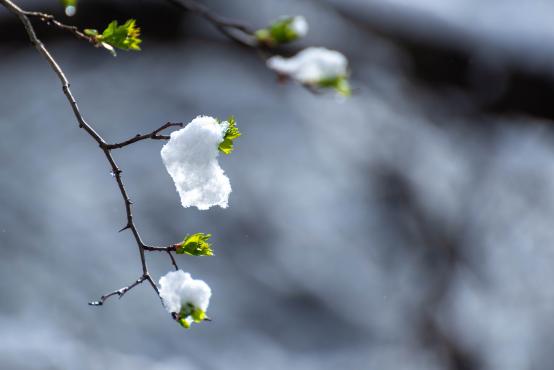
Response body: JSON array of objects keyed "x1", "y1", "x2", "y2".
[
  {"x1": 178, "y1": 317, "x2": 191, "y2": 329},
  {"x1": 84, "y1": 19, "x2": 142, "y2": 56},
  {"x1": 177, "y1": 303, "x2": 206, "y2": 329},
  {"x1": 191, "y1": 308, "x2": 206, "y2": 323},
  {"x1": 84, "y1": 29, "x2": 98, "y2": 37},
  {"x1": 218, "y1": 116, "x2": 241, "y2": 155},
  {"x1": 255, "y1": 16, "x2": 308, "y2": 46},
  {"x1": 318, "y1": 76, "x2": 352, "y2": 96},
  {"x1": 176, "y1": 233, "x2": 214, "y2": 256}
]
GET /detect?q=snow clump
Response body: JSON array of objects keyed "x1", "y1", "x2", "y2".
[
  {"x1": 266, "y1": 47, "x2": 348, "y2": 84},
  {"x1": 159, "y1": 270, "x2": 212, "y2": 315},
  {"x1": 161, "y1": 115, "x2": 231, "y2": 210},
  {"x1": 290, "y1": 16, "x2": 309, "y2": 37}
]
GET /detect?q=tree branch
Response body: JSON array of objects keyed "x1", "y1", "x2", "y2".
[
  {"x1": 143, "y1": 245, "x2": 177, "y2": 252},
  {"x1": 88, "y1": 275, "x2": 147, "y2": 306},
  {"x1": 167, "y1": 251, "x2": 179, "y2": 271},
  {"x1": 164, "y1": 0, "x2": 257, "y2": 48},
  {"x1": 104, "y1": 122, "x2": 183, "y2": 150},
  {"x1": 163, "y1": 0, "x2": 331, "y2": 94},
  {"x1": 11, "y1": 1, "x2": 317, "y2": 96},
  {"x1": 144, "y1": 244, "x2": 181, "y2": 270},
  {"x1": 23, "y1": 10, "x2": 95, "y2": 44},
  {"x1": 0, "y1": 0, "x2": 183, "y2": 310}
]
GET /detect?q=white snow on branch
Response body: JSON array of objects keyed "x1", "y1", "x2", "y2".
[
  {"x1": 290, "y1": 16, "x2": 308, "y2": 37},
  {"x1": 161, "y1": 115, "x2": 231, "y2": 210},
  {"x1": 159, "y1": 270, "x2": 212, "y2": 314},
  {"x1": 266, "y1": 47, "x2": 348, "y2": 84}
]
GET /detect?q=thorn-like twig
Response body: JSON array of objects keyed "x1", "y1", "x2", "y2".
[
  {"x1": 89, "y1": 275, "x2": 147, "y2": 306},
  {"x1": 118, "y1": 224, "x2": 132, "y2": 233}
]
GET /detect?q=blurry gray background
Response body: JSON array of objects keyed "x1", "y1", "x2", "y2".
[{"x1": 2, "y1": 0, "x2": 554, "y2": 369}]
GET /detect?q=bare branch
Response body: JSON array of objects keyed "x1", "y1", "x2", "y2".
[
  {"x1": 104, "y1": 122, "x2": 184, "y2": 150},
  {"x1": 167, "y1": 251, "x2": 179, "y2": 271},
  {"x1": 144, "y1": 245, "x2": 178, "y2": 252},
  {"x1": 144, "y1": 244, "x2": 180, "y2": 270},
  {"x1": 145, "y1": 274, "x2": 161, "y2": 300},
  {"x1": 23, "y1": 10, "x2": 95, "y2": 44},
  {"x1": 0, "y1": 1, "x2": 103, "y2": 145},
  {"x1": 165, "y1": 0, "x2": 257, "y2": 47},
  {"x1": 0, "y1": 0, "x2": 179, "y2": 308},
  {"x1": 88, "y1": 275, "x2": 147, "y2": 306}
]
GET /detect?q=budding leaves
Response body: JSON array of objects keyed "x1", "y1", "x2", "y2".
[
  {"x1": 318, "y1": 76, "x2": 352, "y2": 96},
  {"x1": 255, "y1": 16, "x2": 308, "y2": 47},
  {"x1": 85, "y1": 19, "x2": 142, "y2": 56},
  {"x1": 218, "y1": 116, "x2": 241, "y2": 155},
  {"x1": 171, "y1": 233, "x2": 213, "y2": 329},
  {"x1": 177, "y1": 233, "x2": 214, "y2": 257},
  {"x1": 178, "y1": 303, "x2": 207, "y2": 329}
]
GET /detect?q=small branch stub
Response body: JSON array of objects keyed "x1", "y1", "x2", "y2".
[{"x1": 89, "y1": 275, "x2": 147, "y2": 306}]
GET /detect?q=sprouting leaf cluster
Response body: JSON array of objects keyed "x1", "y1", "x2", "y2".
[
  {"x1": 85, "y1": 19, "x2": 142, "y2": 56},
  {"x1": 255, "y1": 17, "x2": 302, "y2": 46},
  {"x1": 176, "y1": 233, "x2": 214, "y2": 256},
  {"x1": 177, "y1": 303, "x2": 206, "y2": 329},
  {"x1": 218, "y1": 116, "x2": 241, "y2": 155},
  {"x1": 318, "y1": 76, "x2": 352, "y2": 96}
]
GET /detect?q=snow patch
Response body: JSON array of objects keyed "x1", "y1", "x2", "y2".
[
  {"x1": 291, "y1": 16, "x2": 309, "y2": 37},
  {"x1": 161, "y1": 115, "x2": 231, "y2": 210},
  {"x1": 159, "y1": 270, "x2": 212, "y2": 314},
  {"x1": 267, "y1": 47, "x2": 348, "y2": 83}
]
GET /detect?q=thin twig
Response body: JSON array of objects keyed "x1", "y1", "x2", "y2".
[
  {"x1": 145, "y1": 274, "x2": 162, "y2": 303},
  {"x1": 89, "y1": 275, "x2": 147, "y2": 306},
  {"x1": 23, "y1": 10, "x2": 95, "y2": 44},
  {"x1": 164, "y1": 0, "x2": 258, "y2": 48},
  {"x1": 104, "y1": 122, "x2": 183, "y2": 150},
  {"x1": 144, "y1": 245, "x2": 178, "y2": 252},
  {"x1": 167, "y1": 251, "x2": 179, "y2": 271},
  {"x1": 143, "y1": 244, "x2": 180, "y2": 270}
]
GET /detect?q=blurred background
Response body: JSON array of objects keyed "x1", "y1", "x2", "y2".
[{"x1": 1, "y1": 0, "x2": 554, "y2": 369}]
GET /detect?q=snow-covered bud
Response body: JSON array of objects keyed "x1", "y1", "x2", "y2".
[
  {"x1": 159, "y1": 270, "x2": 212, "y2": 328},
  {"x1": 255, "y1": 16, "x2": 309, "y2": 46},
  {"x1": 290, "y1": 16, "x2": 308, "y2": 38},
  {"x1": 161, "y1": 115, "x2": 235, "y2": 210},
  {"x1": 267, "y1": 47, "x2": 351, "y2": 95}
]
